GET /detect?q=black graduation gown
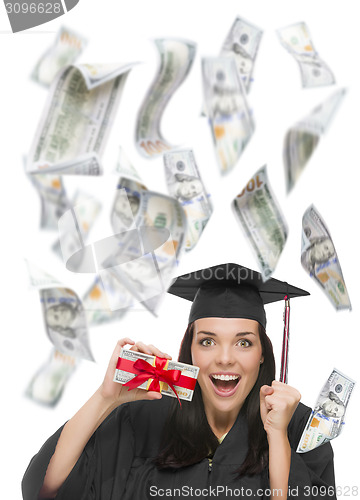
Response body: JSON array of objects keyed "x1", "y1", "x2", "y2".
[{"x1": 22, "y1": 397, "x2": 336, "y2": 500}]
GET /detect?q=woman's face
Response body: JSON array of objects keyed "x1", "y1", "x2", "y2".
[{"x1": 191, "y1": 317, "x2": 263, "y2": 417}]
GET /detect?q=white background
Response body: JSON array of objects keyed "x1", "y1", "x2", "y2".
[{"x1": 1, "y1": 0, "x2": 359, "y2": 498}]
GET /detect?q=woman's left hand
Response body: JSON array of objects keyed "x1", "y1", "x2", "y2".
[{"x1": 259, "y1": 381, "x2": 301, "y2": 436}]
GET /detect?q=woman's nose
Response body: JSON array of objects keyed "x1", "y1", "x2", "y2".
[{"x1": 215, "y1": 346, "x2": 235, "y2": 365}]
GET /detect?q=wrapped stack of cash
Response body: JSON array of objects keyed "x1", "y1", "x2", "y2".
[{"x1": 114, "y1": 348, "x2": 199, "y2": 402}]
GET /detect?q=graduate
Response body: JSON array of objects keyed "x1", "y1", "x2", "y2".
[{"x1": 22, "y1": 263, "x2": 336, "y2": 500}]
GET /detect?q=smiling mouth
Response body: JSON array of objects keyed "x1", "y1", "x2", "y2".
[{"x1": 209, "y1": 374, "x2": 241, "y2": 397}]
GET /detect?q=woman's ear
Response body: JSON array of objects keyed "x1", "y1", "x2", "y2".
[{"x1": 260, "y1": 355, "x2": 264, "y2": 365}]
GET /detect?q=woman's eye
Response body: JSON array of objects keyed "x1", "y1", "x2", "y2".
[
  {"x1": 237, "y1": 339, "x2": 251, "y2": 347},
  {"x1": 200, "y1": 338, "x2": 214, "y2": 346}
]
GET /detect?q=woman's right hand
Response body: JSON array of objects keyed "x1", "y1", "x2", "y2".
[{"x1": 99, "y1": 337, "x2": 172, "y2": 407}]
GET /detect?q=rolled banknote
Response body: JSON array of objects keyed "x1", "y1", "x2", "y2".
[
  {"x1": 164, "y1": 149, "x2": 213, "y2": 251},
  {"x1": 284, "y1": 88, "x2": 346, "y2": 192},
  {"x1": 53, "y1": 191, "x2": 102, "y2": 267},
  {"x1": 25, "y1": 349, "x2": 78, "y2": 406},
  {"x1": 301, "y1": 205, "x2": 351, "y2": 310},
  {"x1": 82, "y1": 275, "x2": 131, "y2": 325},
  {"x1": 26, "y1": 261, "x2": 95, "y2": 361},
  {"x1": 114, "y1": 348, "x2": 199, "y2": 402},
  {"x1": 32, "y1": 26, "x2": 87, "y2": 88},
  {"x1": 232, "y1": 165, "x2": 288, "y2": 280},
  {"x1": 202, "y1": 57, "x2": 254, "y2": 174},
  {"x1": 27, "y1": 62, "x2": 137, "y2": 176},
  {"x1": 297, "y1": 368, "x2": 355, "y2": 453},
  {"x1": 27, "y1": 171, "x2": 71, "y2": 230},
  {"x1": 277, "y1": 22, "x2": 335, "y2": 88},
  {"x1": 135, "y1": 38, "x2": 196, "y2": 158},
  {"x1": 220, "y1": 17, "x2": 263, "y2": 93}
]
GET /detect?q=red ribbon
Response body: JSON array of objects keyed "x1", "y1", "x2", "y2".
[{"x1": 123, "y1": 357, "x2": 183, "y2": 405}]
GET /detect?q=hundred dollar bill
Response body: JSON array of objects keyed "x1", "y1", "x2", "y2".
[
  {"x1": 301, "y1": 205, "x2": 351, "y2": 310},
  {"x1": 27, "y1": 62, "x2": 137, "y2": 176},
  {"x1": 82, "y1": 276, "x2": 131, "y2": 325},
  {"x1": 284, "y1": 88, "x2": 346, "y2": 192},
  {"x1": 111, "y1": 178, "x2": 147, "y2": 233},
  {"x1": 114, "y1": 348, "x2": 199, "y2": 402},
  {"x1": 27, "y1": 171, "x2": 71, "y2": 230},
  {"x1": 297, "y1": 368, "x2": 355, "y2": 453},
  {"x1": 53, "y1": 191, "x2": 102, "y2": 267},
  {"x1": 277, "y1": 22, "x2": 335, "y2": 88},
  {"x1": 202, "y1": 57, "x2": 254, "y2": 174},
  {"x1": 220, "y1": 17, "x2": 263, "y2": 93},
  {"x1": 26, "y1": 261, "x2": 95, "y2": 361},
  {"x1": 40, "y1": 287, "x2": 94, "y2": 361},
  {"x1": 25, "y1": 349, "x2": 78, "y2": 406},
  {"x1": 32, "y1": 26, "x2": 87, "y2": 88},
  {"x1": 164, "y1": 149, "x2": 213, "y2": 251},
  {"x1": 99, "y1": 191, "x2": 187, "y2": 315},
  {"x1": 135, "y1": 38, "x2": 196, "y2": 158},
  {"x1": 232, "y1": 165, "x2": 288, "y2": 280}
]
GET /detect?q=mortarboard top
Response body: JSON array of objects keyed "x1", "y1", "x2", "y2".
[{"x1": 168, "y1": 263, "x2": 309, "y2": 329}]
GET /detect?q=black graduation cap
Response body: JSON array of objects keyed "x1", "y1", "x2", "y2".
[{"x1": 168, "y1": 263, "x2": 309, "y2": 329}]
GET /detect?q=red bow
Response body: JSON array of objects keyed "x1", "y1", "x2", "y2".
[{"x1": 123, "y1": 357, "x2": 182, "y2": 405}]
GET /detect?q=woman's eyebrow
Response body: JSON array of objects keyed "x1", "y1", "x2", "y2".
[{"x1": 196, "y1": 331, "x2": 256, "y2": 337}]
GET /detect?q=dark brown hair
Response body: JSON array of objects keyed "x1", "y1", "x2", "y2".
[{"x1": 154, "y1": 321, "x2": 275, "y2": 476}]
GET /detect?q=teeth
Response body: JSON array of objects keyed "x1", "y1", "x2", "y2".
[{"x1": 212, "y1": 374, "x2": 239, "y2": 381}]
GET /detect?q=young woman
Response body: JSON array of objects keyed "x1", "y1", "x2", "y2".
[{"x1": 22, "y1": 264, "x2": 336, "y2": 500}]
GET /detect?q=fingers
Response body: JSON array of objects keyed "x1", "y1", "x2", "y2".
[
  {"x1": 107, "y1": 338, "x2": 135, "y2": 368},
  {"x1": 113, "y1": 338, "x2": 135, "y2": 356},
  {"x1": 126, "y1": 387, "x2": 162, "y2": 402},
  {"x1": 270, "y1": 381, "x2": 301, "y2": 404},
  {"x1": 145, "y1": 391, "x2": 163, "y2": 401},
  {"x1": 260, "y1": 385, "x2": 274, "y2": 412},
  {"x1": 261, "y1": 381, "x2": 301, "y2": 412},
  {"x1": 130, "y1": 341, "x2": 172, "y2": 359}
]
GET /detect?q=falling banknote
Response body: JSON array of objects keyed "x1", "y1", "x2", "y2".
[
  {"x1": 26, "y1": 261, "x2": 95, "y2": 361},
  {"x1": 135, "y1": 38, "x2": 196, "y2": 158},
  {"x1": 232, "y1": 165, "x2": 288, "y2": 280},
  {"x1": 52, "y1": 191, "x2": 102, "y2": 267},
  {"x1": 27, "y1": 171, "x2": 71, "y2": 230},
  {"x1": 202, "y1": 57, "x2": 254, "y2": 174},
  {"x1": 82, "y1": 275, "x2": 131, "y2": 326},
  {"x1": 164, "y1": 149, "x2": 213, "y2": 251},
  {"x1": 27, "y1": 62, "x2": 137, "y2": 175},
  {"x1": 297, "y1": 368, "x2": 355, "y2": 453},
  {"x1": 31, "y1": 26, "x2": 87, "y2": 88},
  {"x1": 113, "y1": 146, "x2": 143, "y2": 182},
  {"x1": 111, "y1": 177, "x2": 147, "y2": 233},
  {"x1": 277, "y1": 22, "x2": 335, "y2": 88},
  {"x1": 100, "y1": 191, "x2": 187, "y2": 315},
  {"x1": 220, "y1": 17, "x2": 263, "y2": 93},
  {"x1": 301, "y1": 205, "x2": 351, "y2": 310},
  {"x1": 25, "y1": 349, "x2": 78, "y2": 406},
  {"x1": 284, "y1": 88, "x2": 346, "y2": 192}
]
